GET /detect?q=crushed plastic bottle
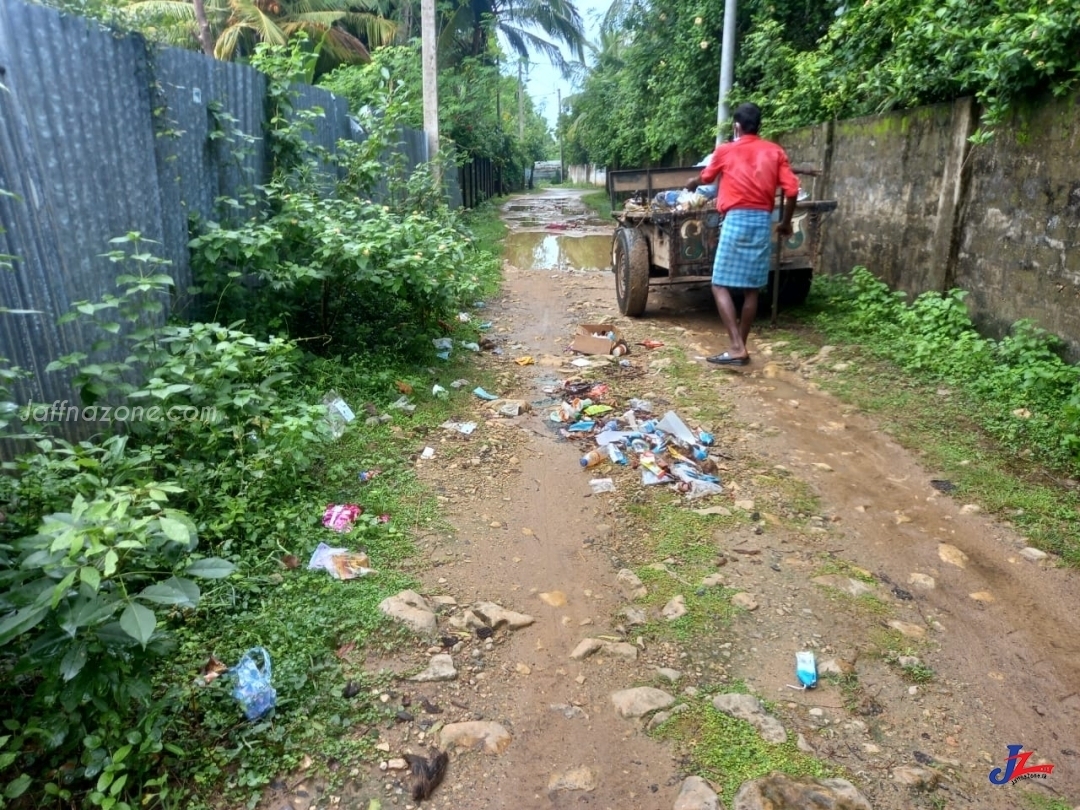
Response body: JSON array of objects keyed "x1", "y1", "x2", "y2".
[{"x1": 580, "y1": 449, "x2": 605, "y2": 468}]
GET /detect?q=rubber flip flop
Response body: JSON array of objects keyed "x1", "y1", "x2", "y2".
[{"x1": 706, "y1": 352, "x2": 750, "y2": 366}]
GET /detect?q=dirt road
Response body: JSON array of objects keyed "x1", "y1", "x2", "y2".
[{"x1": 285, "y1": 189, "x2": 1080, "y2": 810}]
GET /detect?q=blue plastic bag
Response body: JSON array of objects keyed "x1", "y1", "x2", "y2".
[{"x1": 230, "y1": 647, "x2": 277, "y2": 721}]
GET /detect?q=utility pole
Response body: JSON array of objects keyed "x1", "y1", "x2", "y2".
[
  {"x1": 517, "y1": 60, "x2": 525, "y2": 141},
  {"x1": 716, "y1": 0, "x2": 737, "y2": 145},
  {"x1": 557, "y1": 88, "x2": 564, "y2": 184},
  {"x1": 421, "y1": 0, "x2": 440, "y2": 180}
]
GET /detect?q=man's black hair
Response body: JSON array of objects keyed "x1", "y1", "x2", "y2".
[{"x1": 734, "y1": 102, "x2": 762, "y2": 135}]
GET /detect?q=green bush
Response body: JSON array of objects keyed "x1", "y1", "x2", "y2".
[{"x1": 812, "y1": 267, "x2": 1080, "y2": 470}]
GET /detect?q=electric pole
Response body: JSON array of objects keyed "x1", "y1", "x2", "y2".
[
  {"x1": 421, "y1": 0, "x2": 440, "y2": 179},
  {"x1": 557, "y1": 88, "x2": 564, "y2": 184},
  {"x1": 517, "y1": 60, "x2": 525, "y2": 141},
  {"x1": 716, "y1": 0, "x2": 737, "y2": 145}
]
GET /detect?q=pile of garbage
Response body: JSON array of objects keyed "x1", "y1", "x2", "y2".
[
  {"x1": 546, "y1": 379, "x2": 723, "y2": 500},
  {"x1": 623, "y1": 184, "x2": 718, "y2": 215}
]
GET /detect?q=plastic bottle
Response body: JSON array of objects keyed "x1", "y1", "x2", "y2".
[
  {"x1": 580, "y1": 449, "x2": 605, "y2": 468},
  {"x1": 612, "y1": 344, "x2": 628, "y2": 357},
  {"x1": 607, "y1": 444, "x2": 628, "y2": 465}
]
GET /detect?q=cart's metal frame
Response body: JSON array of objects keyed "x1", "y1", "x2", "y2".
[{"x1": 606, "y1": 165, "x2": 837, "y2": 319}]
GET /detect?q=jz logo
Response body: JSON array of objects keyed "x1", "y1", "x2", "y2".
[{"x1": 988, "y1": 745, "x2": 1054, "y2": 785}]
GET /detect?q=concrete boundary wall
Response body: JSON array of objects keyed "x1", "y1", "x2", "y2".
[{"x1": 779, "y1": 92, "x2": 1080, "y2": 359}]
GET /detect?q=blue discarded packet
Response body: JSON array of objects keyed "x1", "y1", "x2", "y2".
[
  {"x1": 699, "y1": 431, "x2": 714, "y2": 446},
  {"x1": 479, "y1": 322, "x2": 494, "y2": 330},
  {"x1": 568, "y1": 420, "x2": 596, "y2": 432},
  {"x1": 473, "y1": 387, "x2": 499, "y2": 401},
  {"x1": 229, "y1": 647, "x2": 277, "y2": 721},
  {"x1": 795, "y1": 651, "x2": 818, "y2": 689}
]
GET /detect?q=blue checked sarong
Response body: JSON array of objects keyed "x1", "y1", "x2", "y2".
[{"x1": 712, "y1": 209, "x2": 773, "y2": 289}]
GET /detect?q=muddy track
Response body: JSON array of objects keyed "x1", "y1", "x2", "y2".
[{"x1": 266, "y1": 189, "x2": 1080, "y2": 810}]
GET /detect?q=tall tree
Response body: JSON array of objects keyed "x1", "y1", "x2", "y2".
[{"x1": 441, "y1": 0, "x2": 586, "y2": 73}]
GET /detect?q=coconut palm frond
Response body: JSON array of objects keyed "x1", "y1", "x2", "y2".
[
  {"x1": 123, "y1": 0, "x2": 196, "y2": 20},
  {"x1": 227, "y1": 0, "x2": 288, "y2": 43},
  {"x1": 340, "y1": 11, "x2": 397, "y2": 47},
  {"x1": 214, "y1": 22, "x2": 245, "y2": 58},
  {"x1": 290, "y1": 10, "x2": 347, "y2": 24},
  {"x1": 321, "y1": 25, "x2": 372, "y2": 62},
  {"x1": 499, "y1": 24, "x2": 570, "y2": 73},
  {"x1": 518, "y1": 0, "x2": 585, "y2": 61}
]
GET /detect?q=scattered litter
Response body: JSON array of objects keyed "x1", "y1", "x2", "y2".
[
  {"x1": 321, "y1": 390, "x2": 356, "y2": 439},
  {"x1": 323, "y1": 504, "x2": 362, "y2": 532},
  {"x1": 637, "y1": 339, "x2": 665, "y2": 349},
  {"x1": 571, "y1": 358, "x2": 596, "y2": 368},
  {"x1": 460, "y1": 341, "x2": 481, "y2": 352},
  {"x1": 790, "y1": 650, "x2": 818, "y2": 690},
  {"x1": 421, "y1": 447, "x2": 436, "y2": 460},
  {"x1": 568, "y1": 421, "x2": 596, "y2": 432},
  {"x1": 683, "y1": 479, "x2": 724, "y2": 500},
  {"x1": 196, "y1": 655, "x2": 228, "y2": 686},
  {"x1": 358, "y1": 469, "x2": 381, "y2": 483},
  {"x1": 388, "y1": 396, "x2": 416, "y2": 413},
  {"x1": 432, "y1": 384, "x2": 448, "y2": 398},
  {"x1": 699, "y1": 431, "x2": 714, "y2": 446},
  {"x1": 479, "y1": 322, "x2": 493, "y2": 330},
  {"x1": 436, "y1": 351, "x2": 450, "y2": 360},
  {"x1": 629, "y1": 398, "x2": 653, "y2": 412},
  {"x1": 396, "y1": 380, "x2": 414, "y2": 395},
  {"x1": 514, "y1": 356, "x2": 535, "y2": 366},
  {"x1": 440, "y1": 420, "x2": 478, "y2": 435},
  {"x1": 473, "y1": 301, "x2": 486, "y2": 308},
  {"x1": 473, "y1": 387, "x2": 499, "y2": 401},
  {"x1": 457, "y1": 312, "x2": 471, "y2": 322},
  {"x1": 583, "y1": 404, "x2": 614, "y2": 416},
  {"x1": 432, "y1": 338, "x2": 453, "y2": 351},
  {"x1": 229, "y1": 647, "x2": 277, "y2": 721},
  {"x1": 493, "y1": 400, "x2": 530, "y2": 418},
  {"x1": 570, "y1": 323, "x2": 629, "y2": 357},
  {"x1": 308, "y1": 542, "x2": 376, "y2": 580},
  {"x1": 589, "y1": 478, "x2": 616, "y2": 494},
  {"x1": 450, "y1": 378, "x2": 470, "y2": 389},
  {"x1": 657, "y1": 411, "x2": 698, "y2": 446}
]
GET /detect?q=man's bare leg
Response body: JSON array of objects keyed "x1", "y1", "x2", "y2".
[
  {"x1": 711, "y1": 284, "x2": 749, "y2": 359},
  {"x1": 738, "y1": 288, "x2": 759, "y2": 349}
]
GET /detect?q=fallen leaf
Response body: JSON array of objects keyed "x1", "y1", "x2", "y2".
[
  {"x1": 199, "y1": 655, "x2": 228, "y2": 684},
  {"x1": 514, "y1": 356, "x2": 535, "y2": 366},
  {"x1": 395, "y1": 380, "x2": 413, "y2": 395}
]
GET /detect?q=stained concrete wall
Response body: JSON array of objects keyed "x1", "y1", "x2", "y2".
[{"x1": 779, "y1": 92, "x2": 1080, "y2": 358}]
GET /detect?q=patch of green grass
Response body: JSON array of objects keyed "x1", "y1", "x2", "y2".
[
  {"x1": 901, "y1": 662, "x2": 936, "y2": 683},
  {"x1": 581, "y1": 189, "x2": 613, "y2": 220},
  {"x1": 164, "y1": 358, "x2": 486, "y2": 805},
  {"x1": 812, "y1": 557, "x2": 876, "y2": 584},
  {"x1": 655, "y1": 695, "x2": 842, "y2": 804},
  {"x1": 1023, "y1": 795, "x2": 1074, "y2": 810},
  {"x1": 824, "y1": 672, "x2": 863, "y2": 713}
]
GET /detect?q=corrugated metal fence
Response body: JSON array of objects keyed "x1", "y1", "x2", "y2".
[{"x1": 0, "y1": 0, "x2": 463, "y2": 444}]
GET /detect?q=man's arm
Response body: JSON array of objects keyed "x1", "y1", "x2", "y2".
[
  {"x1": 775, "y1": 148, "x2": 800, "y2": 236},
  {"x1": 777, "y1": 195, "x2": 797, "y2": 237},
  {"x1": 687, "y1": 146, "x2": 725, "y2": 190}
]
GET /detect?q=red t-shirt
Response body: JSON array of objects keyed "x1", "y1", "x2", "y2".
[{"x1": 699, "y1": 134, "x2": 800, "y2": 214}]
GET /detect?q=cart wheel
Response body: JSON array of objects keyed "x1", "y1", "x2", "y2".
[{"x1": 614, "y1": 227, "x2": 650, "y2": 317}]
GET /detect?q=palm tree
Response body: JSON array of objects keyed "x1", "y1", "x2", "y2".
[
  {"x1": 124, "y1": 0, "x2": 397, "y2": 70},
  {"x1": 441, "y1": 0, "x2": 586, "y2": 74}
]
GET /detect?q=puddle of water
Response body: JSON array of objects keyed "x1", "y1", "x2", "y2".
[{"x1": 503, "y1": 232, "x2": 612, "y2": 273}]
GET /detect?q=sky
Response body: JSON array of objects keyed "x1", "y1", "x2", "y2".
[{"x1": 521, "y1": 0, "x2": 612, "y2": 131}]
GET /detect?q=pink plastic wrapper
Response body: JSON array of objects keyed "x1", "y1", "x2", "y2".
[{"x1": 323, "y1": 503, "x2": 362, "y2": 532}]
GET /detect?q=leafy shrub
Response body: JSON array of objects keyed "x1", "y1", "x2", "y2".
[{"x1": 811, "y1": 267, "x2": 1080, "y2": 471}]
